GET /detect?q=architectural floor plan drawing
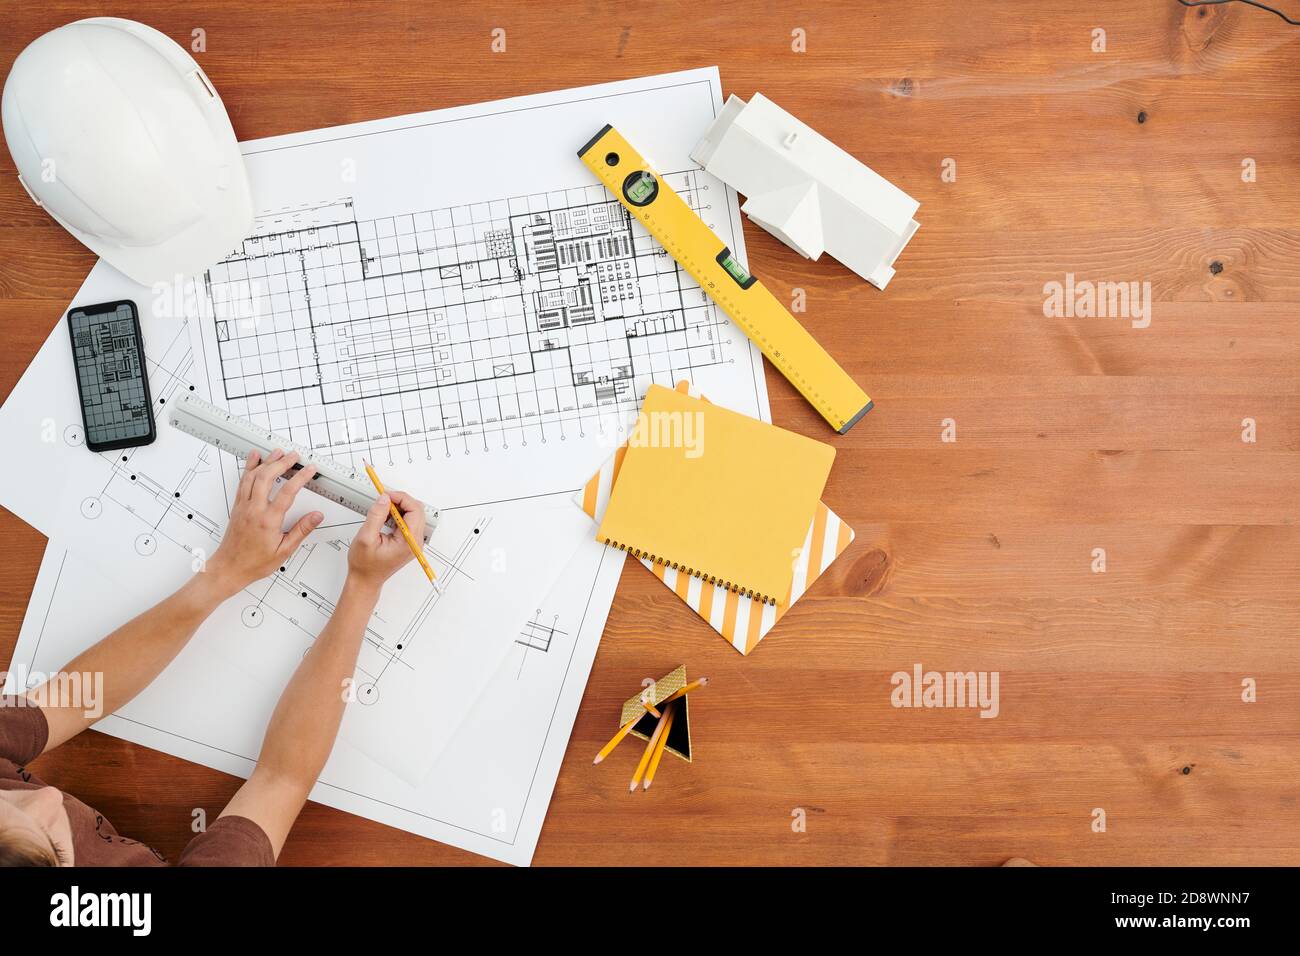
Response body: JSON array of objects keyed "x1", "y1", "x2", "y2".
[
  {"x1": 203, "y1": 176, "x2": 732, "y2": 472},
  {"x1": 1, "y1": 69, "x2": 773, "y2": 864},
  {"x1": 232, "y1": 511, "x2": 493, "y2": 711},
  {"x1": 191, "y1": 66, "x2": 770, "y2": 512},
  {"x1": 0, "y1": 260, "x2": 599, "y2": 785},
  {"x1": 210, "y1": 493, "x2": 594, "y2": 785}
]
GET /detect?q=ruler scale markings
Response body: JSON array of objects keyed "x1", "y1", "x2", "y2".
[{"x1": 168, "y1": 392, "x2": 438, "y2": 540}]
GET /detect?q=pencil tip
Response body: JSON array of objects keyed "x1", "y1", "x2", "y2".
[
  {"x1": 593, "y1": 755, "x2": 603, "y2": 765},
  {"x1": 699, "y1": 676, "x2": 710, "y2": 685},
  {"x1": 642, "y1": 780, "x2": 652, "y2": 790},
  {"x1": 628, "y1": 781, "x2": 638, "y2": 792}
]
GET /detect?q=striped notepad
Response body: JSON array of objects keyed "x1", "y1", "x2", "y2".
[{"x1": 577, "y1": 381, "x2": 854, "y2": 655}]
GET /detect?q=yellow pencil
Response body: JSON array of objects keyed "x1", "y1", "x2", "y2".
[
  {"x1": 630, "y1": 706, "x2": 672, "y2": 792},
  {"x1": 659, "y1": 676, "x2": 709, "y2": 706},
  {"x1": 642, "y1": 701, "x2": 676, "y2": 791},
  {"x1": 362, "y1": 460, "x2": 436, "y2": 584},
  {"x1": 594, "y1": 712, "x2": 644, "y2": 765}
]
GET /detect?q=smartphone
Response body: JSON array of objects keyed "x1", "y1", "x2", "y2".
[{"x1": 66, "y1": 300, "x2": 157, "y2": 452}]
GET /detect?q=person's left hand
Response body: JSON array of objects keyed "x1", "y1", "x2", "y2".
[{"x1": 205, "y1": 449, "x2": 324, "y2": 594}]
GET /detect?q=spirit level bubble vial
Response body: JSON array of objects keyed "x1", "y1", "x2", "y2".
[{"x1": 578, "y1": 123, "x2": 873, "y2": 434}]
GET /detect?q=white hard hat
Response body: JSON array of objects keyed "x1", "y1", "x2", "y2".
[{"x1": 2, "y1": 17, "x2": 252, "y2": 285}]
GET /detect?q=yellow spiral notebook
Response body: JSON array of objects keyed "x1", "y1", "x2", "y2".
[
  {"x1": 595, "y1": 384, "x2": 835, "y2": 606},
  {"x1": 577, "y1": 379, "x2": 856, "y2": 654}
]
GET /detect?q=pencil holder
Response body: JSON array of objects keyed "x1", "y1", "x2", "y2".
[{"x1": 620, "y1": 665, "x2": 693, "y2": 762}]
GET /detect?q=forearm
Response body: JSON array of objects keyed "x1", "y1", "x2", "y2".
[
  {"x1": 239, "y1": 577, "x2": 379, "y2": 803},
  {"x1": 31, "y1": 571, "x2": 236, "y2": 751},
  {"x1": 209, "y1": 487, "x2": 420, "y2": 857}
]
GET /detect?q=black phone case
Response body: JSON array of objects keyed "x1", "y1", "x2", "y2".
[{"x1": 66, "y1": 299, "x2": 158, "y2": 453}]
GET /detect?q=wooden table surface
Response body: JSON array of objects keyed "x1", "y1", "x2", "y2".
[{"x1": 2, "y1": 1, "x2": 1298, "y2": 866}]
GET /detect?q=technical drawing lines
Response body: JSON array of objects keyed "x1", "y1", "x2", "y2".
[
  {"x1": 232, "y1": 515, "x2": 492, "y2": 707},
  {"x1": 202, "y1": 174, "x2": 739, "y2": 467},
  {"x1": 517, "y1": 613, "x2": 565, "y2": 653}
]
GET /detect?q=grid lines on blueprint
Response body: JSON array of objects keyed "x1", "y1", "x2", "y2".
[{"x1": 201, "y1": 173, "x2": 736, "y2": 464}]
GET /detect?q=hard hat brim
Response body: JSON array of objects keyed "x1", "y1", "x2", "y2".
[{"x1": 62, "y1": 167, "x2": 253, "y2": 287}]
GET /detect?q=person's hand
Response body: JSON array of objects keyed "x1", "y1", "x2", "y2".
[
  {"x1": 206, "y1": 449, "x2": 324, "y2": 594},
  {"x1": 347, "y1": 489, "x2": 428, "y2": 594}
]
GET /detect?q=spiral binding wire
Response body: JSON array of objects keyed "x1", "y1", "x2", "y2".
[{"x1": 604, "y1": 538, "x2": 778, "y2": 606}]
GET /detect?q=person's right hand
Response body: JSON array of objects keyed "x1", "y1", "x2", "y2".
[{"x1": 346, "y1": 489, "x2": 428, "y2": 594}]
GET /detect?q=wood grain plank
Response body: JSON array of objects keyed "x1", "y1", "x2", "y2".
[{"x1": 1, "y1": 0, "x2": 1297, "y2": 867}]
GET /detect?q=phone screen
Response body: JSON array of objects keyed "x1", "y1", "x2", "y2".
[{"x1": 67, "y1": 300, "x2": 157, "y2": 452}]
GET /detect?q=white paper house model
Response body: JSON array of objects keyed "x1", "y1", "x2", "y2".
[{"x1": 691, "y1": 93, "x2": 920, "y2": 289}]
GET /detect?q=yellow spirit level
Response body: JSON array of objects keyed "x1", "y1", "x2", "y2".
[{"x1": 578, "y1": 124, "x2": 873, "y2": 434}]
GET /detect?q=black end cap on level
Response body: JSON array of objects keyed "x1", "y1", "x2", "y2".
[
  {"x1": 837, "y1": 400, "x2": 874, "y2": 435},
  {"x1": 577, "y1": 123, "x2": 614, "y2": 158}
]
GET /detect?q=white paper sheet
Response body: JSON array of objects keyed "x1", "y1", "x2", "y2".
[
  {"x1": 190, "y1": 68, "x2": 772, "y2": 509},
  {"x1": 1, "y1": 67, "x2": 772, "y2": 863},
  {"x1": 5, "y1": 537, "x2": 623, "y2": 866},
  {"x1": 0, "y1": 260, "x2": 594, "y2": 783},
  {"x1": 0, "y1": 264, "x2": 225, "y2": 597}
]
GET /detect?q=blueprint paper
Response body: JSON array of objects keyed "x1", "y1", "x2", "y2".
[
  {"x1": 0, "y1": 263, "x2": 223, "y2": 598},
  {"x1": 1, "y1": 68, "x2": 772, "y2": 863},
  {"x1": 190, "y1": 67, "x2": 772, "y2": 513},
  {"x1": 0, "y1": 263, "x2": 594, "y2": 783},
  {"x1": 6, "y1": 538, "x2": 624, "y2": 866},
  {"x1": 330, "y1": 495, "x2": 592, "y2": 783}
]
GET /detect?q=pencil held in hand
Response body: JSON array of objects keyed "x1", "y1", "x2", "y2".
[{"x1": 362, "y1": 461, "x2": 436, "y2": 584}]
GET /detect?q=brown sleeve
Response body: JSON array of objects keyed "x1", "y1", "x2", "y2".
[
  {"x1": 175, "y1": 815, "x2": 276, "y2": 867},
  {"x1": 0, "y1": 699, "x2": 48, "y2": 764}
]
